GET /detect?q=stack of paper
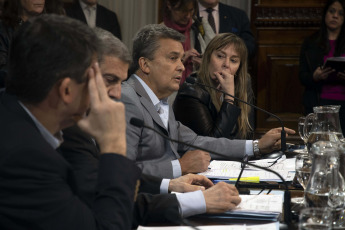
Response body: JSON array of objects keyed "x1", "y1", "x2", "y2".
[
  {"x1": 199, "y1": 194, "x2": 282, "y2": 222},
  {"x1": 199, "y1": 157, "x2": 295, "y2": 182}
]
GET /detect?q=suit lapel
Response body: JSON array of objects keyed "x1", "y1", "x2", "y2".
[
  {"x1": 127, "y1": 76, "x2": 167, "y2": 132},
  {"x1": 218, "y1": 3, "x2": 229, "y2": 33},
  {"x1": 95, "y1": 4, "x2": 103, "y2": 27},
  {"x1": 127, "y1": 76, "x2": 181, "y2": 159},
  {"x1": 75, "y1": 2, "x2": 87, "y2": 24}
]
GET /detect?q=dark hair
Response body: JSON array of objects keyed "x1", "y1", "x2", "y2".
[
  {"x1": 163, "y1": 0, "x2": 198, "y2": 20},
  {"x1": 1, "y1": 0, "x2": 64, "y2": 28},
  {"x1": 129, "y1": 24, "x2": 184, "y2": 76},
  {"x1": 6, "y1": 14, "x2": 99, "y2": 104},
  {"x1": 316, "y1": 0, "x2": 345, "y2": 56}
]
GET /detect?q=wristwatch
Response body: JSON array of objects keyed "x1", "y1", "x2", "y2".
[{"x1": 253, "y1": 139, "x2": 261, "y2": 159}]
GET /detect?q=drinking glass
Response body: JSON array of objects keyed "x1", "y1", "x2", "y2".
[
  {"x1": 299, "y1": 207, "x2": 332, "y2": 230},
  {"x1": 295, "y1": 153, "x2": 312, "y2": 204},
  {"x1": 298, "y1": 116, "x2": 312, "y2": 153}
]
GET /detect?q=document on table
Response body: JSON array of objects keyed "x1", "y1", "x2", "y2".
[
  {"x1": 137, "y1": 222, "x2": 279, "y2": 230},
  {"x1": 236, "y1": 194, "x2": 282, "y2": 213},
  {"x1": 199, "y1": 158, "x2": 296, "y2": 181},
  {"x1": 199, "y1": 194, "x2": 282, "y2": 221}
]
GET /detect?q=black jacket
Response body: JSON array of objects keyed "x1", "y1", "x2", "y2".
[
  {"x1": 66, "y1": 2, "x2": 122, "y2": 40},
  {"x1": 0, "y1": 22, "x2": 15, "y2": 88},
  {"x1": 299, "y1": 34, "x2": 324, "y2": 114},
  {"x1": 59, "y1": 125, "x2": 180, "y2": 228},
  {"x1": 218, "y1": 2, "x2": 256, "y2": 58},
  {"x1": 0, "y1": 91, "x2": 141, "y2": 230},
  {"x1": 173, "y1": 79, "x2": 254, "y2": 139}
]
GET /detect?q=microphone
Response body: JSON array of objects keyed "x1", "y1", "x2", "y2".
[
  {"x1": 185, "y1": 77, "x2": 287, "y2": 152},
  {"x1": 129, "y1": 117, "x2": 292, "y2": 226}
]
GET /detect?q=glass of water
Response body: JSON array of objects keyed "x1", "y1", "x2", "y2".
[
  {"x1": 298, "y1": 116, "x2": 312, "y2": 153},
  {"x1": 294, "y1": 153, "x2": 312, "y2": 204},
  {"x1": 299, "y1": 207, "x2": 332, "y2": 230}
]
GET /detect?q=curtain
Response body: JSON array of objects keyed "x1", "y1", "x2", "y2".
[{"x1": 98, "y1": 0, "x2": 158, "y2": 50}]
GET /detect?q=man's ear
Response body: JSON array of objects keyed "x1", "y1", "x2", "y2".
[
  {"x1": 138, "y1": 57, "x2": 150, "y2": 74},
  {"x1": 58, "y1": 77, "x2": 73, "y2": 104}
]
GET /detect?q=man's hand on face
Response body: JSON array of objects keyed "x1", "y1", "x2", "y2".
[{"x1": 78, "y1": 62, "x2": 127, "y2": 156}]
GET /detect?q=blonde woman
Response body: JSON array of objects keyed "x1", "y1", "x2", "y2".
[{"x1": 173, "y1": 33, "x2": 254, "y2": 139}]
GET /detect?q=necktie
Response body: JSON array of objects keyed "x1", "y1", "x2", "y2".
[
  {"x1": 206, "y1": 8, "x2": 216, "y2": 34},
  {"x1": 85, "y1": 6, "x2": 96, "y2": 28}
]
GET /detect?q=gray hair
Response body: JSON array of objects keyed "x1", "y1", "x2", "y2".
[
  {"x1": 93, "y1": 27, "x2": 132, "y2": 65},
  {"x1": 129, "y1": 24, "x2": 185, "y2": 75}
]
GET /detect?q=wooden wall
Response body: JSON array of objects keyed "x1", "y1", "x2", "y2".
[{"x1": 251, "y1": 0, "x2": 327, "y2": 140}]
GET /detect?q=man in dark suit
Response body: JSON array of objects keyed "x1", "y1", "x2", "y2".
[
  {"x1": 59, "y1": 28, "x2": 242, "y2": 227},
  {"x1": 198, "y1": 0, "x2": 256, "y2": 58},
  {"x1": 66, "y1": 0, "x2": 122, "y2": 39},
  {"x1": 0, "y1": 14, "x2": 140, "y2": 230}
]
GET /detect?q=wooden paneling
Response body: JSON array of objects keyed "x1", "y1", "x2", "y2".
[{"x1": 251, "y1": 0, "x2": 327, "y2": 140}]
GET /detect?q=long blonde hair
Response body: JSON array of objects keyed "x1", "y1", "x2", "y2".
[{"x1": 197, "y1": 33, "x2": 254, "y2": 138}]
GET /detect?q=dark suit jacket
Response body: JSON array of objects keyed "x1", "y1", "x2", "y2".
[
  {"x1": 218, "y1": 2, "x2": 256, "y2": 58},
  {"x1": 298, "y1": 33, "x2": 324, "y2": 114},
  {"x1": 58, "y1": 125, "x2": 180, "y2": 228},
  {"x1": 66, "y1": 2, "x2": 122, "y2": 40},
  {"x1": 0, "y1": 91, "x2": 140, "y2": 230}
]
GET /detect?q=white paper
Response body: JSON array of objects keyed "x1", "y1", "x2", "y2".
[
  {"x1": 199, "y1": 158, "x2": 296, "y2": 181},
  {"x1": 235, "y1": 195, "x2": 283, "y2": 213}
]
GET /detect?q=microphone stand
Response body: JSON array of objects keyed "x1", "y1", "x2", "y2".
[
  {"x1": 185, "y1": 77, "x2": 287, "y2": 152},
  {"x1": 130, "y1": 118, "x2": 292, "y2": 226}
]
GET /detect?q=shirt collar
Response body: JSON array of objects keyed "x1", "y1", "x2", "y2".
[
  {"x1": 19, "y1": 101, "x2": 63, "y2": 149},
  {"x1": 198, "y1": 2, "x2": 219, "y2": 12},
  {"x1": 133, "y1": 74, "x2": 168, "y2": 110},
  {"x1": 79, "y1": 0, "x2": 97, "y2": 10}
]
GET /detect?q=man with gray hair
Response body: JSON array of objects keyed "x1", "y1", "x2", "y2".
[{"x1": 122, "y1": 24, "x2": 293, "y2": 178}]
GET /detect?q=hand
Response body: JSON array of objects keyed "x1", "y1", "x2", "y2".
[
  {"x1": 168, "y1": 174, "x2": 214, "y2": 193},
  {"x1": 179, "y1": 150, "x2": 211, "y2": 174},
  {"x1": 258, "y1": 127, "x2": 295, "y2": 154},
  {"x1": 182, "y1": 48, "x2": 200, "y2": 63},
  {"x1": 337, "y1": 71, "x2": 345, "y2": 81},
  {"x1": 191, "y1": 56, "x2": 202, "y2": 69},
  {"x1": 214, "y1": 71, "x2": 235, "y2": 99},
  {"x1": 78, "y1": 62, "x2": 126, "y2": 156},
  {"x1": 203, "y1": 182, "x2": 241, "y2": 213},
  {"x1": 313, "y1": 67, "x2": 334, "y2": 81}
]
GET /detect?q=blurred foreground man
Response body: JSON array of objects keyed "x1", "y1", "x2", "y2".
[{"x1": 0, "y1": 15, "x2": 140, "y2": 230}]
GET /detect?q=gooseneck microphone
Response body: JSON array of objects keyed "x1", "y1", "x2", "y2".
[
  {"x1": 130, "y1": 117, "x2": 292, "y2": 226},
  {"x1": 185, "y1": 77, "x2": 287, "y2": 152}
]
